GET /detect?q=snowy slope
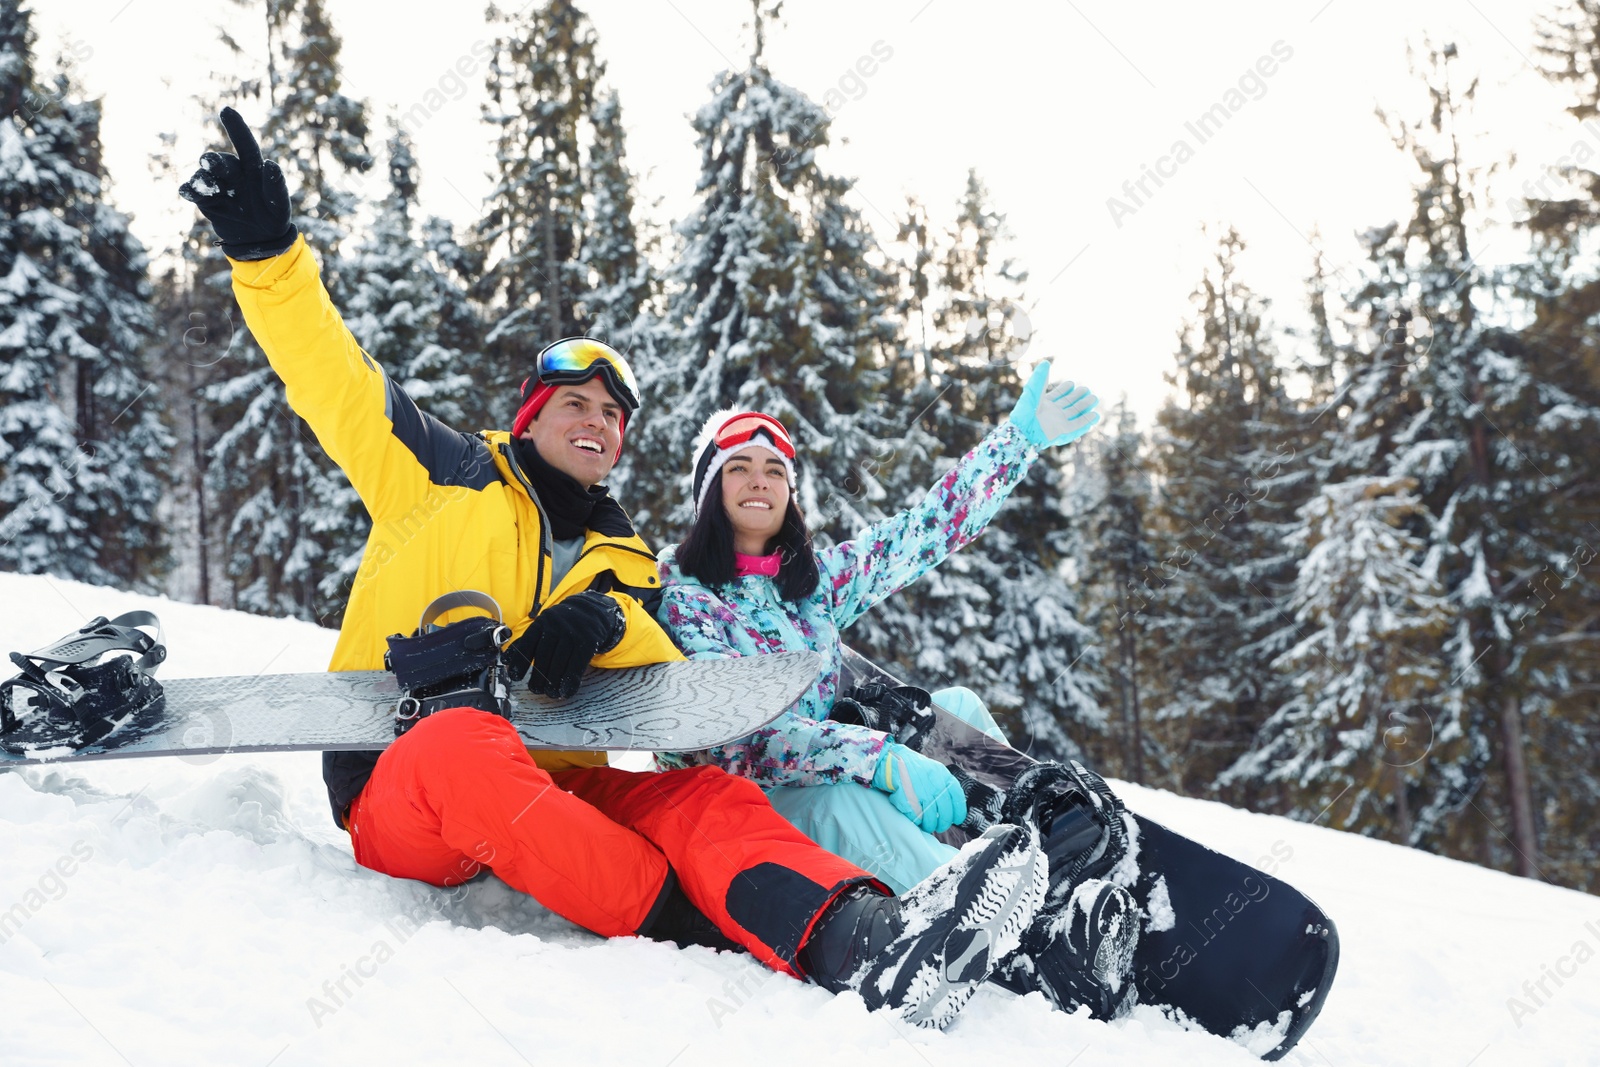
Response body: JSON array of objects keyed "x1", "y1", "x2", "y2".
[{"x1": 0, "y1": 572, "x2": 1595, "y2": 1066}]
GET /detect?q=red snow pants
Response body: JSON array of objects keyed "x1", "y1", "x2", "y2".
[{"x1": 347, "y1": 707, "x2": 874, "y2": 974}]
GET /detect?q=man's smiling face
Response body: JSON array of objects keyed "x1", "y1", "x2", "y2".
[{"x1": 518, "y1": 378, "x2": 624, "y2": 487}]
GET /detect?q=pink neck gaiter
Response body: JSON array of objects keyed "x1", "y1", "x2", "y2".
[{"x1": 734, "y1": 551, "x2": 782, "y2": 578}]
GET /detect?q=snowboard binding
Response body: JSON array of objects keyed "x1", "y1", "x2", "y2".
[
  {"x1": 831, "y1": 682, "x2": 939, "y2": 750},
  {"x1": 963, "y1": 761, "x2": 1141, "y2": 1020},
  {"x1": 1002, "y1": 760, "x2": 1130, "y2": 891},
  {"x1": 0, "y1": 612, "x2": 167, "y2": 749},
  {"x1": 956, "y1": 759, "x2": 1134, "y2": 926},
  {"x1": 384, "y1": 591, "x2": 512, "y2": 737}
]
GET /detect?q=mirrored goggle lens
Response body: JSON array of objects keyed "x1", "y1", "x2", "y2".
[
  {"x1": 538, "y1": 339, "x2": 640, "y2": 404},
  {"x1": 714, "y1": 413, "x2": 795, "y2": 458}
]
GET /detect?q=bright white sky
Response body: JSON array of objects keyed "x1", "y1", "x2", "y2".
[{"x1": 37, "y1": 0, "x2": 1593, "y2": 422}]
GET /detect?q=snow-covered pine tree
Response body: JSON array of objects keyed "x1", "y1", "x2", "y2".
[
  {"x1": 882, "y1": 170, "x2": 1101, "y2": 758},
  {"x1": 52, "y1": 85, "x2": 172, "y2": 586},
  {"x1": 576, "y1": 89, "x2": 655, "y2": 356},
  {"x1": 0, "y1": 43, "x2": 105, "y2": 576},
  {"x1": 146, "y1": 94, "x2": 256, "y2": 608},
  {"x1": 0, "y1": 1, "x2": 171, "y2": 585},
  {"x1": 1078, "y1": 399, "x2": 1158, "y2": 782},
  {"x1": 893, "y1": 194, "x2": 936, "y2": 375},
  {"x1": 1512, "y1": 1, "x2": 1600, "y2": 891},
  {"x1": 257, "y1": 0, "x2": 371, "y2": 274},
  {"x1": 1222, "y1": 476, "x2": 1455, "y2": 843},
  {"x1": 625, "y1": 10, "x2": 900, "y2": 563},
  {"x1": 1264, "y1": 38, "x2": 1600, "y2": 885},
  {"x1": 202, "y1": 0, "x2": 373, "y2": 622},
  {"x1": 420, "y1": 215, "x2": 491, "y2": 431},
  {"x1": 813, "y1": 190, "x2": 950, "y2": 673},
  {"x1": 1144, "y1": 228, "x2": 1311, "y2": 802},
  {"x1": 346, "y1": 129, "x2": 477, "y2": 431},
  {"x1": 1334, "y1": 33, "x2": 1600, "y2": 886},
  {"x1": 1298, "y1": 243, "x2": 1346, "y2": 422},
  {"x1": 474, "y1": 0, "x2": 604, "y2": 418},
  {"x1": 1352, "y1": 41, "x2": 1566, "y2": 875},
  {"x1": 1528, "y1": 0, "x2": 1600, "y2": 244},
  {"x1": 1318, "y1": 222, "x2": 1426, "y2": 486}
]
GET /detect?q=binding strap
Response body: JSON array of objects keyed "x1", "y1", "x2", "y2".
[
  {"x1": 417, "y1": 590, "x2": 503, "y2": 632},
  {"x1": 832, "y1": 683, "x2": 938, "y2": 750},
  {"x1": 18, "y1": 611, "x2": 166, "y2": 675},
  {"x1": 956, "y1": 760, "x2": 1131, "y2": 906},
  {"x1": 384, "y1": 591, "x2": 513, "y2": 737}
]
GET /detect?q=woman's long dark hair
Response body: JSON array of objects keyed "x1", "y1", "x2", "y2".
[{"x1": 676, "y1": 468, "x2": 820, "y2": 602}]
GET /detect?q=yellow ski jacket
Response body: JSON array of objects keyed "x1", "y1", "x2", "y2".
[{"x1": 228, "y1": 236, "x2": 682, "y2": 819}]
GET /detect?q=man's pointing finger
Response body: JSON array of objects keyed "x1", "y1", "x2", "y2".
[{"x1": 219, "y1": 107, "x2": 263, "y2": 168}]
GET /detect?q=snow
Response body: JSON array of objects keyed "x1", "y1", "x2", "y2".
[
  {"x1": 0, "y1": 120, "x2": 39, "y2": 185},
  {"x1": 1, "y1": 572, "x2": 1597, "y2": 1065},
  {"x1": 0, "y1": 319, "x2": 28, "y2": 350},
  {"x1": 1145, "y1": 876, "x2": 1176, "y2": 933},
  {"x1": 1538, "y1": 403, "x2": 1592, "y2": 432}
]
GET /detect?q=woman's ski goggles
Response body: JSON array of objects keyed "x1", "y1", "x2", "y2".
[
  {"x1": 534, "y1": 337, "x2": 640, "y2": 412},
  {"x1": 710, "y1": 411, "x2": 796, "y2": 458}
]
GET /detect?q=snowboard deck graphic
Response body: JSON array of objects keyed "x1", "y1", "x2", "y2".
[
  {"x1": 1, "y1": 651, "x2": 821, "y2": 766},
  {"x1": 841, "y1": 648, "x2": 1338, "y2": 1061}
]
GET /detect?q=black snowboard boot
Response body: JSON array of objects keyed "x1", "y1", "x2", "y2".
[
  {"x1": 994, "y1": 877, "x2": 1140, "y2": 1019},
  {"x1": 797, "y1": 824, "x2": 1049, "y2": 1030},
  {"x1": 639, "y1": 873, "x2": 742, "y2": 953},
  {"x1": 987, "y1": 760, "x2": 1142, "y2": 1018}
]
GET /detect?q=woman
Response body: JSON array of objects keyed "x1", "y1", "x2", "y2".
[
  {"x1": 653, "y1": 361, "x2": 1142, "y2": 1018},
  {"x1": 653, "y1": 359, "x2": 1093, "y2": 884}
]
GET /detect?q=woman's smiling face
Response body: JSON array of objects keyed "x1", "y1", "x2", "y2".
[{"x1": 720, "y1": 445, "x2": 790, "y2": 553}]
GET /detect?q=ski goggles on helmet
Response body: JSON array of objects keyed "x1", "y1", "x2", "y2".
[
  {"x1": 709, "y1": 411, "x2": 796, "y2": 459},
  {"x1": 532, "y1": 337, "x2": 640, "y2": 412},
  {"x1": 511, "y1": 338, "x2": 640, "y2": 438}
]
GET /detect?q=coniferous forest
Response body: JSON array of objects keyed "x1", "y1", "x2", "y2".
[{"x1": 3, "y1": 0, "x2": 1598, "y2": 894}]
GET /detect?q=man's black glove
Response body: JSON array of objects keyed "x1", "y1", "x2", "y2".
[
  {"x1": 177, "y1": 107, "x2": 298, "y2": 260},
  {"x1": 505, "y1": 591, "x2": 626, "y2": 699}
]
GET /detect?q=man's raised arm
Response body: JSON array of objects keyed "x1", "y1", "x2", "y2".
[{"x1": 179, "y1": 108, "x2": 472, "y2": 521}]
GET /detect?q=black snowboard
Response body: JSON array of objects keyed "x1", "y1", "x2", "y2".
[{"x1": 842, "y1": 648, "x2": 1338, "y2": 1061}]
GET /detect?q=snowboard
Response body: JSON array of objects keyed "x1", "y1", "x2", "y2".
[
  {"x1": 841, "y1": 648, "x2": 1338, "y2": 1061},
  {"x1": 0, "y1": 612, "x2": 820, "y2": 766}
]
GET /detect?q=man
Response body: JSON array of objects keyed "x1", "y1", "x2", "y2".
[{"x1": 178, "y1": 108, "x2": 1047, "y2": 1030}]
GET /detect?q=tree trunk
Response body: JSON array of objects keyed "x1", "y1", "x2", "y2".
[
  {"x1": 190, "y1": 374, "x2": 210, "y2": 606},
  {"x1": 1499, "y1": 689, "x2": 1539, "y2": 878},
  {"x1": 1391, "y1": 761, "x2": 1412, "y2": 844},
  {"x1": 543, "y1": 173, "x2": 561, "y2": 340},
  {"x1": 1464, "y1": 366, "x2": 1540, "y2": 878},
  {"x1": 1122, "y1": 623, "x2": 1144, "y2": 785}
]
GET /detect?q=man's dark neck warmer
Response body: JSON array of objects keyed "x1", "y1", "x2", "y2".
[{"x1": 511, "y1": 436, "x2": 633, "y2": 541}]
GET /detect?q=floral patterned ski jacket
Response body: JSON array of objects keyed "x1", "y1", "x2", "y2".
[{"x1": 655, "y1": 420, "x2": 1040, "y2": 788}]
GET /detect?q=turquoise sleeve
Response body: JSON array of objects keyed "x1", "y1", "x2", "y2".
[{"x1": 818, "y1": 421, "x2": 1039, "y2": 630}]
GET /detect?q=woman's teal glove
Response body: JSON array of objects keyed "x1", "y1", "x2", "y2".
[
  {"x1": 872, "y1": 742, "x2": 967, "y2": 834},
  {"x1": 1009, "y1": 360, "x2": 1100, "y2": 449}
]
